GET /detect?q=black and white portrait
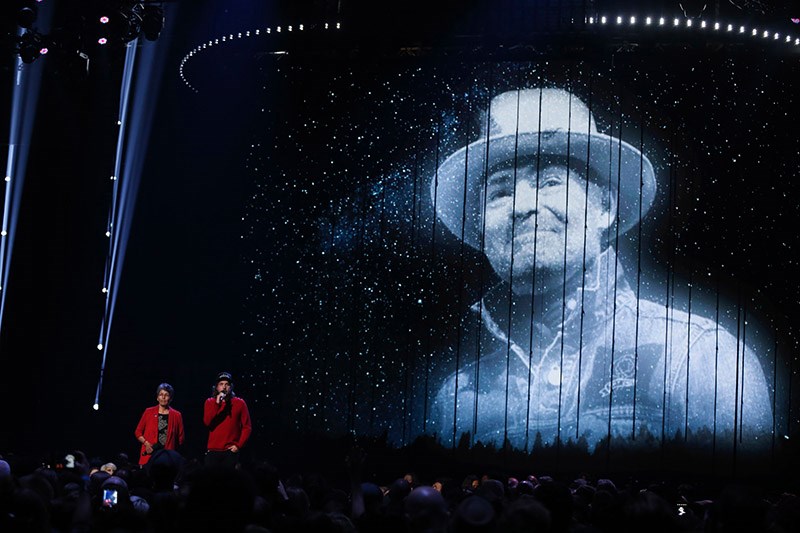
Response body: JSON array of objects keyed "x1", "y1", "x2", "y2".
[{"x1": 427, "y1": 87, "x2": 773, "y2": 450}]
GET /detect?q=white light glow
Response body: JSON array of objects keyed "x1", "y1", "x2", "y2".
[
  {"x1": 97, "y1": 344, "x2": 103, "y2": 350},
  {"x1": 93, "y1": 403, "x2": 100, "y2": 410},
  {"x1": 179, "y1": 17, "x2": 800, "y2": 99},
  {"x1": 1, "y1": 231, "x2": 7, "y2": 237},
  {"x1": 4, "y1": 176, "x2": 9, "y2": 182},
  {"x1": 105, "y1": 231, "x2": 111, "y2": 237},
  {"x1": 101, "y1": 287, "x2": 107, "y2": 293}
]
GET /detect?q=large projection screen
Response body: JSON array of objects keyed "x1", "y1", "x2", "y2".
[{"x1": 239, "y1": 48, "x2": 798, "y2": 471}]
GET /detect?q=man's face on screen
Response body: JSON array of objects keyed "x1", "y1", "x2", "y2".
[{"x1": 482, "y1": 160, "x2": 611, "y2": 294}]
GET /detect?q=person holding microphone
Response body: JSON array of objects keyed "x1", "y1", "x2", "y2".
[{"x1": 203, "y1": 372, "x2": 252, "y2": 467}]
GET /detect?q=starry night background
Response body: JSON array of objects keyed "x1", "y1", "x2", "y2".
[
  {"x1": 0, "y1": 0, "x2": 799, "y2": 477},
  {"x1": 237, "y1": 32, "x2": 800, "y2": 473}
]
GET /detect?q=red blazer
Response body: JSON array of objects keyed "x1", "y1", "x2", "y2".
[{"x1": 134, "y1": 405, "x2": 185, "y2": 465}]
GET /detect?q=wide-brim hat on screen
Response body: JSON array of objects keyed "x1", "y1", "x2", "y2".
[{"x1": 432, "y1": 87, "x2": 657, "y2": 249}]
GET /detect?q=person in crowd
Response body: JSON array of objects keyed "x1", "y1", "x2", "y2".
[
  {"x1": 405, "y1": 485, "x2": 450, "y2": 533},
  {"x1": 134, "y1": 382, "x2": 185, "y2": 466}
]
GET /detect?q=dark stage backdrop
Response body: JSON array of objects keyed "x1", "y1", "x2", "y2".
[{"x1": 240, "y1": 47, "x2": 799, "y2": 471}]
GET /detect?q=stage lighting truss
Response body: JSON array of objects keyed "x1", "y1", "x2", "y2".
[
  {"x1": 17, "y1": 29, "x2": 48, "y2": 64},
  {"x1": 16, "y1": 2, "x2": 39, "y2": 30},
  {"x1": 141, "y1": 4, "x2": 165, "y2": 41},
  {"x1": 13, "y1": 1, "x2": 167, "y2": 65},
  {"x1": 107, "y1": 3, "x2": 145, "y2": 44},
  {"x1": 95, "y1": 1, "x2": 167, "y2": 44}
]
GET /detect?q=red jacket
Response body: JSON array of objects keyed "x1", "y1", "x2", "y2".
[
  {"x1": 134, "y1": 406, "x2": 185, "y2": 465},
  {"x1": 203, "y1": 396, "x2": 252, "y2": 451}
]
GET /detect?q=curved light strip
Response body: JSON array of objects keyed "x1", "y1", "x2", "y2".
[
  {"x1": 588, "y1": 13, "x2": 799, "y2": 46},
  {"x1": 179, "y1": 15, "x2": 798, "y2": 92},
  {"x1": 179, "y1": 21, "x2": 341, "y2": 93}
]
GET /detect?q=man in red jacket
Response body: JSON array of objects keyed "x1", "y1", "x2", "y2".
[{"x1": 203, "y1": 372, "x2": 252, "y2": 467}]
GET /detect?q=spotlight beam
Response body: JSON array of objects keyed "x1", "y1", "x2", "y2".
[
  {"x1": 94, "y1": 7, "x2": 175, "y2": 408},
  {"x1": 94, "y1": 40, "x2": 138, "y2": 409},
  {"x1": 0, "y1": 25, "x2": 48, "y2": 342}
]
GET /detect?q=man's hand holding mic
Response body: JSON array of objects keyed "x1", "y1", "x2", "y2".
[{"x1": 216, "y1": 391, "x2": 227, "y2": 404}]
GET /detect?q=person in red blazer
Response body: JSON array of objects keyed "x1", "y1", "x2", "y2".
[{"x1": 134, "y1": 383, "x2": 185, "y2": 465}]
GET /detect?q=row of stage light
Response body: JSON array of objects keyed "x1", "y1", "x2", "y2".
[
  {"x1": 179, "y1": 22, "x2": 342, "y2": 94},
  {"x1": 1, "y1": 1, "x2": 170, "y2": 411},
  {"x1": 177, "y1": 13, "x2": 800, "y2": 93},
  {"x1": 588, "y1": 15, "x2": 800, "y2": 44}
]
